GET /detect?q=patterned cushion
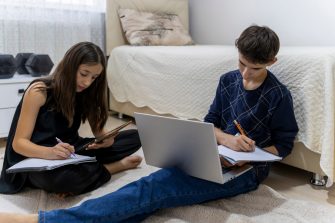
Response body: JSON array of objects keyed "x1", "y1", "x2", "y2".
[{"x1": 118, "y1": 8, "x2": 193, "y2": 46}]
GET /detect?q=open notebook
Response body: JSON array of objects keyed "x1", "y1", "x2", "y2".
[
  {"x1": 6, "y1": 154, "x2": 96, "y2": 173},
  {"x1": 218, "y1": 145, "x2": 282, "y2": 165}
]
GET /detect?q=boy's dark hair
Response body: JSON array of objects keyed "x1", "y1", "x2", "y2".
[{"x1": 235, "y1": 25, "x2": 280, "y2": 64}]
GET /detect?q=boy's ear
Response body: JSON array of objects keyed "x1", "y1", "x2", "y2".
[{"x1": 267, "y1": 57, "x2": 277, "y2": 66}]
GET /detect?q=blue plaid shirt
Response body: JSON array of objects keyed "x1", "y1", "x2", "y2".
[{"x1": 204, "y1": 70, "x2": 298, "y2": 158}]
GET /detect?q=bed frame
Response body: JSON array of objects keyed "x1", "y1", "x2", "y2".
[{"x1": 105, "y1": 0, "x2": 327, "y2": 186}]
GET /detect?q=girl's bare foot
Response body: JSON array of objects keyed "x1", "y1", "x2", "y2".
[
  {"x1": 0, "y1": 213, "x2": 38, "y2": 223},
  {"x1": 104, "y1": 155, "x2": 142, "y2": 174},
  {"x1": 120, "y1": 155, "x2": 142, "y2": 168},
  {"x1": 55, "y1": 192, "x2": 75, "y2": 199}
]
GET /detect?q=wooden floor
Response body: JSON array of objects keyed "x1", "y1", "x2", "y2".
[{"x1": 263, "y1": 162, "x2": 335, "y2": 209}]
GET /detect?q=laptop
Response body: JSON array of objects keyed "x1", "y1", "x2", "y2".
[{"x1": 134, "y1": 112, "x2": 253, "y2": 184}]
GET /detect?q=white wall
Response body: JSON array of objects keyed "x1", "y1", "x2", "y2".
[{"x1": 189, "y1": 0, "x2": 335, "y2": 46}]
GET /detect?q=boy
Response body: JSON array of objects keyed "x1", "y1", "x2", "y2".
[{"x1": 0, "y1": 25, "x2": 298, "y2": 223}]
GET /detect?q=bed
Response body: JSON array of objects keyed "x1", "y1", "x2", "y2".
[{"x1": 105, "y1": 0, "x2": 335, "y2": 187}]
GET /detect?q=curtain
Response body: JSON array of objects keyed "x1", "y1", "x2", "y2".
[{"x1": 0, "y1": 0, "x2": 106, "y2": 65}]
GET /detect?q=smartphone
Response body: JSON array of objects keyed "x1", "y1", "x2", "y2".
[{"x1": 76, "y1": 120, "x2": 133, "y2": 152}]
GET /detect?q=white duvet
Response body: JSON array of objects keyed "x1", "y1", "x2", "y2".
[{"x1": 107, "y1": 45, "x2": 335, "y2": 186}]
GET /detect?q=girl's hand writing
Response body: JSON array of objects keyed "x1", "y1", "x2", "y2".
[{"x1": 50, "y1": 142, "x2": 75, "y2": 159}]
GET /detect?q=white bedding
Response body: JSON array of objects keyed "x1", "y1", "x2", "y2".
[
  {"x1": 108, "y1": 45, "x2": 237, "y2": 119},
  {"x1": 107, "y1": 45, "x2": 335, "y2": 186}
]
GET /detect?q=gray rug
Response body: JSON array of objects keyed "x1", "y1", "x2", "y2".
[
  {"x1": 1, "y1": 149, "x2": 334, "y2": 222},
  {"x1": 145, "y1": 184, "x2": 335, "y2": 223}
]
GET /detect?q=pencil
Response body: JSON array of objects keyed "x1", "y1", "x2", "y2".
[
  {"x1": 56, "y1": 137, "x2": 76, "y2": 158},
  {"x1": 233, "y1": 120, "x2": 247, "y2": 136}
]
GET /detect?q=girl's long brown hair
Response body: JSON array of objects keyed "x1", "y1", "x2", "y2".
[{"x1": 42, "y1": 42, "x2": 108, "y2": 132}]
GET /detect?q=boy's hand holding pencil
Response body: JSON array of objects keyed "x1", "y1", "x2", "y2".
[{"x1": 230, "y1": 120, "x2": 255, "y2": 152}]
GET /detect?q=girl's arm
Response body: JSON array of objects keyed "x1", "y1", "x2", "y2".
[{"x1": 12, "y1": 82, "x2": 74, "y2": 159}]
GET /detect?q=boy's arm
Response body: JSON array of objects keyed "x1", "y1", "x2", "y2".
[
  {"x1": 270, "y1": 93, "x2": 299, "y2": 158},
  {"x1": 214, "y1": 127, "x2": 255, "y2": 152},
  {"x1": 263, "y1": 145, "x2": 279, "y2": 156},
  {"x1": 204, "y1": 78, "x2": 223, "y2": 127}
]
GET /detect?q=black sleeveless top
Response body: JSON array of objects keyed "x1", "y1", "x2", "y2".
[{"x1": 0, "y1": 81, "x2": 82, "y2": 194}]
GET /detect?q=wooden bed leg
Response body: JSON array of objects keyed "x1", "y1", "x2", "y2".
[
  {"x1": 310, "y1": 173, "x2": 327, "y2": 186},
  {"x1": 118, "y1": 113, "x2": 124, "y2": 119}
]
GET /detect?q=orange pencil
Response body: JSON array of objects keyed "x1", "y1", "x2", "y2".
[{"x1": 233, "y1": 120, "x2": 247, "y2": 136}]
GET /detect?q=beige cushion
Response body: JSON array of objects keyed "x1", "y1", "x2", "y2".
[
  {"x1": 118, "y1": 8, "x2": 193, "y2": 46},
  {"x1": 105, "y1": 0, "x2": 190, "y2": 55}
]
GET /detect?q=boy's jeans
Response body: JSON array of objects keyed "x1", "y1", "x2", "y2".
[{"x1": 39, "y1": 165, "x2": 268, "y2": 223}]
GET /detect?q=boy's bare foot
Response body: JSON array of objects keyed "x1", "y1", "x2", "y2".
[
  {"x1": 0, "y1": 213, "x2": 38, "y2": 223},
  {"x1": 104, "y1": 155, "x2": 142, "y2": 174}
]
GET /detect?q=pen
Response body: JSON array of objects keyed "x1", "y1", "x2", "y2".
[
  {"x1": 233, "y1": 120, "x2": 247, "y2": 136},
  {"x1": 55, "y1": 137, "x2": 76, "y2": 158}
]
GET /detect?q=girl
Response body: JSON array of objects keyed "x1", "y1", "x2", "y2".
[{"x1": 0, "y1": 42, "x2": 142, "y2": 195}]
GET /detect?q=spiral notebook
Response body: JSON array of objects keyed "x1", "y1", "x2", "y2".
[
  {"x1": 218, "y1": 145, "x2": 282, "y2": 165},
  {"x1": 6, "y1": 154, "x2": 96, "y2": 173}
]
